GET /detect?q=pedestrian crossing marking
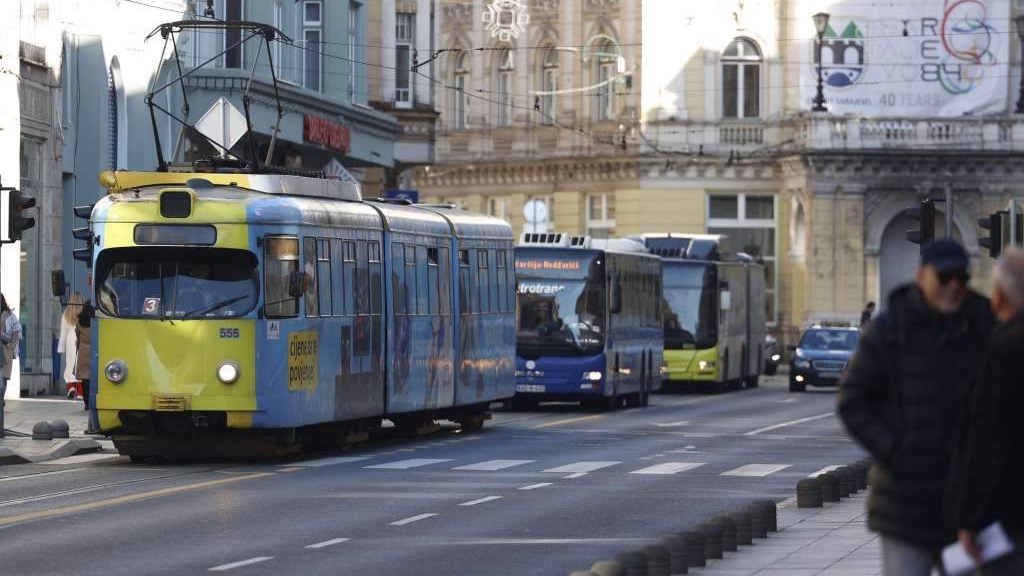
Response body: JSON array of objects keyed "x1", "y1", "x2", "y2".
[
  {"x1": 629, "y1": 462, "x2": 706, "y2": 475},
  {"x1": 365, "y1": 458, "x2": 452, "y2": 470},
  {"x1": 808, "y1": 465, "x2": 842, "y2": 478},
  {"x1": 452, "y1": 460, "x2": 535, "y2": 471},
  {"x1": 543, "y1": 461, "x2": 621, "y2": 474},
  {"x1": 721, "y1": 464, "x2": 791, "y2": 477}
]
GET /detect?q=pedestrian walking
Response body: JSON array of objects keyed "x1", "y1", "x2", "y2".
[
  {"x1": 859, "y1": 301, "x2": 876, "y2": 330},
  {"x1": 838, "y1": 239, "x2": 995, "y2": 576},
  {"x1": 75, "y1": 301, "x2": 93, "y2": 412},
  {"x1": 948, "y1": 248, "x2": 1024, "y2": 574},
  {"x1": 57, "y1": 292, "x2": 84, "y2": 399},
  {"x1": 0, "y1": 294, "x2": 22, "y2": 404}
]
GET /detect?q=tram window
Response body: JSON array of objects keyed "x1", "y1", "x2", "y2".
[
  {"x1": 355, "y1": 241, "x2": 370, "y2": 315},
  {"x1": 403, "y1": 244, "x2": 418, "y2": 315},
  {"x1": 392, "y1": 244, "x2": 407, "y2": 316},
  {"x1": 342, "y1": 240, "x2": 356, "y2": 316},
  {"x1": 330, "y1": 239, "x2": 345, "y2": 317},
  {"x1": 477, "y1": 250, "x2": 490, "y2": 313},
  {"x1": 496, "y1": 249, "x2": 507, "y2": 312},
  {"x1": 459, "y1": 249, "x2": 471, "y2": 314},
  {"x1": 264, "y1": 237, "x2": 299, "y2": 318},
  {"x1": 413, "y1": 246, "x2": 427, "y2": 315},
  {"x1": 426, "y1": 247, "x2": 439, "y2": 315},
  {"x1": 369, "y1": 240, "x2": 382, "y2": 314},
  {"x1": 439, "y1": 247, "x2": 451, "y2": 316},
  {"x1": 317, "y1": 239, "x2": 332, "y2": 315},
  {"x1": 303, "y1": 237, "x2": 319, "y2": 317}
]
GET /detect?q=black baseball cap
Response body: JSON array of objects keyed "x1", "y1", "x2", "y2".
[{"x1": 921, "y1": 239, "x2": 969, "y2": 273}]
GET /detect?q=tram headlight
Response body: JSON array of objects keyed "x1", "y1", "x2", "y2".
[
  {"x1": 217, "y1": 361, "x2": 240, "y2": 384},
  {"x1": 104, "y1": 360, "x2": 127, "y2": 383},
  {"x1": 584, "y1": 371, "x2": 603, "y2": 381}
]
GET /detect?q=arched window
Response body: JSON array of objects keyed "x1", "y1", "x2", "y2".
[
  {"x1": 721, "y1": 38, "x2": 761, "y2": 119},
  {"x1": 592, "y1": 39, "x2": 619, "y2": 121},
  {"x1": 539, "y1": 47, "x2": 558, "y2": 124},
  {"x1": 496, "y1": 49, "x2": 514, "y2": 126},
  {"x1": 453, "y1": 51, "x2": 469, "y2": 129}
]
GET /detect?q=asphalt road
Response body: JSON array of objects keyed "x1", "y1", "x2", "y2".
[{"x1": 0, "y1": 375, "x2": 863, "y2": 576}]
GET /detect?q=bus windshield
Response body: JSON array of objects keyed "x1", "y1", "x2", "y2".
[
  {"x1": 663, "y1": 264, "x2": 718, "y2": 350},
  {"x1": 95, "y1": 247, "x2": 259, "y2": 319},
  {"x1": 516, "y1": 279, "x2": 605, "y2": 356}
]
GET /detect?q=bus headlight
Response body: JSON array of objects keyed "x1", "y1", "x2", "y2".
[
  {"x1": 217, "y1": 361, "x2": 240, "y2": 384},
  {"x1": 584, "y1": 371, "x2": 603, "y2": 381},
  {"x1": 698, "y1": 360, "x2": 716, "y2": 370},
  {"x1": 104, "y1": 360, "x2": 127, "y2": 383}
]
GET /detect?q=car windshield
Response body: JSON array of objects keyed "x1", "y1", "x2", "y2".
[
  {"x1": 799, "y1": 329, "x2": 859, "y2": 351},
  {"x1": 95, "y1": 247, "x2": 259, "y2": 319}
]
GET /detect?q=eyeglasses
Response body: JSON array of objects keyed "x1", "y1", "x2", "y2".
[{"x1": 937, "y1": 270, "x2": 969, "y2": 285}]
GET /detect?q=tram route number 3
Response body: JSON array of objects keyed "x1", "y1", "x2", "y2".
[{"x1": 288, "y1": 330, "x2": 319, "y2": 392}]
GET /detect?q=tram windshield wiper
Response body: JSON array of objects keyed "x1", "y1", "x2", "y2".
[{"x1": 182, "y1": 294, "x2": 248, "y2": 319}]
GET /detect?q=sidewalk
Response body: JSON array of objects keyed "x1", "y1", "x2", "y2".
[
  {"x1": 1, "y1": 396, "x2": 110, "y2": 464},
  {"x1": 700, "y1": 493, "x2": 879, "y2": 576}
]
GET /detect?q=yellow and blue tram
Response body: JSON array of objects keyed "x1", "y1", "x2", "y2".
[{"x1": 64, "y1": 170, "x2": 514, "y2": 457}]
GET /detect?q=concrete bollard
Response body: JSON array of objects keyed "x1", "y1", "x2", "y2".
[
  {"x1": 656, "y1": 536, "x2": 688, "y2": 574},
  {"x1": 698, "y1": 521, "x2": 724, "y2": 560},
  {"x1": 747, "y1": 503, "x2": 768, "y2": 539},
  {"x1": 854, "y1": 463, "x2": 869, "y2": 490},
  {"x1": 613, "y1": 551, "x2": 648, "y2": 576},
  {"x1": 31, "y1": 421, "x2": 53, "y2": 441},
  {"x1": 820, "y1": 471, "x2": 841, "y2": 502},
  {"x1": 590, "y1": 561, "x2": 624, "y2": 576},
  {"x1": 751, "y1": 499, "x2": 778, "y2": 532},
  {"x1": 730, "y1": 510, "x2": 753, "y2": 545},
  {"x1": 678, "y1": 530, "x2": 706, "y2": 568},
  {"x1": 712, "y1": 516, "x2": 738, "y2": 552},
  {"x1": 49, "y1": 420, "x2": 70, "y2": 439},
  {"x1": 836, "y1": 467, "x2": 851, "y2": 497},
  {"x1": 640, "y1": 544, "x2": 671, "y2": 576},
  {"x1": 796, "y1": 478, "x2": 824, "y2": 508}
]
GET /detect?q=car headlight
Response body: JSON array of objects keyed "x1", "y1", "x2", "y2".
[
  {"x1": 698, "y1": 360, "x2": 717, "y2": 370},
  {"x1": 794, "y1": 359, "x2": 811, "y2": 369},
  {"x1": 217, "y1": 361, "x2": 240, "y2": 384},
  {"x1": 584, "y1": 371, "x2": 602, "y2": 381},
  {"x1": 104, "y1": 359, "x2": 127, "y2": 383}
]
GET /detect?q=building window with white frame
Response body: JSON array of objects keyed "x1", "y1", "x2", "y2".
[
  {"x1": 585, "y1": 193, "x2": 615, "y2": 238},
  {"x1": 453, "y1": 51, "x2": 469, "y2": 129},
  {"x1": 540, "y1": 47, "x2": 558, "y2": 124},
  {"x1": 271, "y1": 0, "x2": 283, "y2": 78},
  {"x1": 302, "y1": 1, "x2": 322, "y2": 92},
  {"x1": 594, "y1": 40, "x2": 618, "y2": 121},
  {"x1": 395, "y1": 12, "x2": 415, "y2": 106},
  {"x1": 706, "y1": 193, "x2": 777, "y2": 323},
  {"x1": 721, "y1": 38, "x2": 761, "y2": 119},
  {"x1": 224, "y1": 0, "x2": 243, "y2": 68},
  {"x1": 348, "y1": 2, "x2": 360, "y2": 101},
  {"x1": 496, "y1": 49, "x2": 514, "y2": 126}
]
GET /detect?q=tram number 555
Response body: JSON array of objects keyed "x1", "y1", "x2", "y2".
[{"x1": 219, "y1": 328, "x2": 240, "y2": 339}]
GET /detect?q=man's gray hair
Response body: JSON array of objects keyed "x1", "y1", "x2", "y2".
[{"x1": 994, "y1": 248, "x2": 1024, "y2": 309}]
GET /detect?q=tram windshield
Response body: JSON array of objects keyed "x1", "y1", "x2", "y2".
[
  {"x1": 663, "y1": 264, "x2": 718, "y2": 350},
  {"x1": 95, "y1": 247, "x2": 259, "y2": 319}
]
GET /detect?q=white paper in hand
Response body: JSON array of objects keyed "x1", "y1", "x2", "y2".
[{"x1": 940, "y1": 522, "x2": 1015, "y2": 576}]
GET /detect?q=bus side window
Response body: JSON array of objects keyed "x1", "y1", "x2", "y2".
[
  {"x1": 303, "y1": 237, "x2": 319, "y2": 317},
  {"x1": 264, "y1": 237, "x2": 299, "y2": 318}
]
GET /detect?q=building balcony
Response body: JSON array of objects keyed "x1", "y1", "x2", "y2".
[{"x1": 796, "y1": 114, "x2": 1024, "y2": 153}]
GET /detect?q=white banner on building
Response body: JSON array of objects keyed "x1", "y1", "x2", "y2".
[{"x1": 800, "y1": 0, "x2": 1010, "y2": 116}]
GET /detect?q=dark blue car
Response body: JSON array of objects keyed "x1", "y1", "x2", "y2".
[{"x1": 788, "y1": 326, "x2": 859, "y2": 392}]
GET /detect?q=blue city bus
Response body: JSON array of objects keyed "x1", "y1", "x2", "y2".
[{"x1": 512, "y1": 234, "x2": 663, "y2": 411}]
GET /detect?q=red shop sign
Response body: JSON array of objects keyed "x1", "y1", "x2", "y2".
[{"x1": 303, "y1": 114, "x2": 351, "y2": 153}]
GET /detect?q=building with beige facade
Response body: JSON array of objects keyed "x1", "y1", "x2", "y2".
[{"x1": 414, "y1": 0, "x2": 1024, "y2": 344}]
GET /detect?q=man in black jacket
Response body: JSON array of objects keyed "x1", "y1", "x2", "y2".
[
  {"x1": 949, "y1": 248, "x2": 1024, "y2": 574},
  {"x1": 838, "y1": 239, "x2": 994, "y2": 576}
]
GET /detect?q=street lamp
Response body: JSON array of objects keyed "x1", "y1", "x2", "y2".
[
  {"x1": 1015, "y1": 14, "x2": 1024, "y2": 113},
  {"x1": 812, "y1": 12, "x2": 830, "y2": 112}
]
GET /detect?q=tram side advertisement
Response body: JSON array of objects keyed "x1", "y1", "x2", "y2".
[{"x1": 288, "y1": 330, "x2": 319, "y2": 392}]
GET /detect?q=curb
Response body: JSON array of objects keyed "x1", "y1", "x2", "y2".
[{"x1": 0, "y1": 438, "x2": 102, "y2": 465}]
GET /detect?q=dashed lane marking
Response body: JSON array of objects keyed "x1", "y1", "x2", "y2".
[
  {"x1": 452, "y1": 460, "x2": 535, "y2": 472},
  {"x1": 629, "y1": 462, "x2": 706, "y2": 475},
  {"x1": 721, "y1": 464, "x2": 791, "y2": 477},
  {"x1": 459, "y1": 496, "x2": 503, "y2": 507},
  {"x1": 543, "y1": 461, "x2": 621, "y2": 474},
  {"x1": 208, "y1": 557, "x2": 274, "y2": 572},
  {"x1": 518, "y1": 483, "x2": 552, "y2": 491},
  {"x1": 531, "y1": 415, "x2": 604, "y2": 429},
  {"x1": 653, "y1": 421, "x2": 691, "y2": 428},
  {"x1": 743, "y1": 412, "x2": 834, "y2": 436},
  {"x1": 304, "y1": 538, "x2": 351, "y2": 549},
  {"x1": 389, "y1": 513, "x2": 439, "y2": 526},
  {"x1": 365, "y1": 459, "x2": 452, "y2": 470}
]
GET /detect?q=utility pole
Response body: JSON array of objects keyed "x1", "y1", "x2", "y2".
[{"x1": 944, "y1": 183, "x2": 953, "y2": 239}]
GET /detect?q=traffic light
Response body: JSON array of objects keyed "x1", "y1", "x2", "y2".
[
  {"x1": 979, "y1": 210, "x2": 1024, "y2": 258},
  {"x1": 8, "y1": 189, "x2": 36, "y2": 241},
  {"x1": 72, "y1": 204, "x2": 95, "y2": 267},
  {"x1": 905, "y1": 198, "x2": 936, "y2": 251}
]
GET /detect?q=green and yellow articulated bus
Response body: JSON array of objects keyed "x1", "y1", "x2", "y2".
[{"x1": 630, "y1": 234, "x2": 766, "y2": 393}]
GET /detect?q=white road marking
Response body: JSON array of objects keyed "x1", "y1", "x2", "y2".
[
  {"x1": 366, "y1": 458, "x2": 452, "y2": 470},
  {"x1": 304, "y1": 538, "x2": 351, "y2": 549},
  {"x1": 778, "y1": 398, "x2": 798, "y2": 403},
  {"x1": 208, "y1": 557, "x2": 274, "y2": 571},
  {"x1": 654, "y1": 420, "x2": 690, "y2": 428},
  {"x1": 290, "y1": 456, "x2": 373, "y2": 467},
  {"x1": 743, "y1": 412, "x2": 834, "y2": 436},
  {"x1": 459, "y1": 496, "x2": 503, "y2": 506},
  {"x1": 452, "y1": 460, "x2": 534, "y2": 471},
  {"x1": 390, "y1": 513, "x2": 438, "y2": 526},
  {"x1": 518, "y1": 483, "x2": 552, "y2": 491},
  {"x1": 721, "y1": 464, "x2": 791, "y2": 477},
  {"x1": 563, "y1": 472, "x2": 588, "y2": 479},
  {"x1": 629, "y1": 462, "x2": 706, "y2": 475},
  {"x1": 808, "y1": 465, "x2": 842, "y2": 478},
  {"x1": 543, "y1": 461, "x2": 621, "y2": 474}
]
